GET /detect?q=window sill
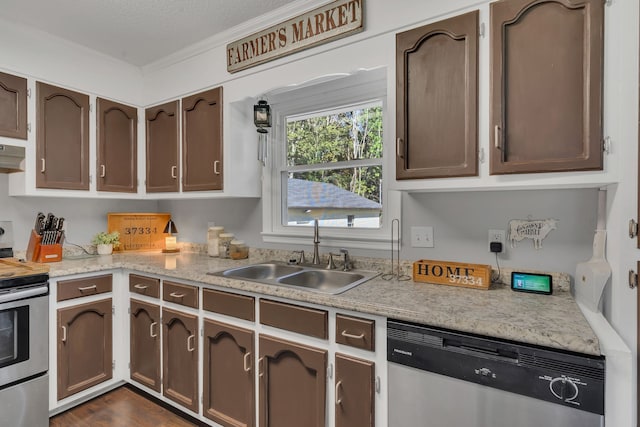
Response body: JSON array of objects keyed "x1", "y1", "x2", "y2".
[{"x1": 261, "y1": 230, "x2": 394, "y2": 251}]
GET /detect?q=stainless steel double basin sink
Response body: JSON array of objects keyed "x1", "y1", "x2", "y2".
[{"x1": 209, "y1": 262, "x2": 379, "y2": 295}]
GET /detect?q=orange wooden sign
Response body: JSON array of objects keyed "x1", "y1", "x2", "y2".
[
  {"x1": 413, "y1": 259, "x2": 491, "y2": 290},
  {"x1": 107, "y1": 213, "x2": 171, "y2": 252}
]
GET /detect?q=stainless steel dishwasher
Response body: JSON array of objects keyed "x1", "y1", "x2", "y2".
[{"x1": 387, "y1": 320, "x2": 605, "y2": 427}]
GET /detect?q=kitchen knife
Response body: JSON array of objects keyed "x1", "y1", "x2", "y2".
[
  {"x1": 44, "y1": 213, "x2": 55, "y2": 231},
  {"x1": 34, "y1": 212, "x2": 45, "y2": 234}
]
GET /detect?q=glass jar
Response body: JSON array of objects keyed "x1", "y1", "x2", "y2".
[
  {"x1": 229, "y1": 240, "x2": 249, "y2": 260},
  {"x1": 218, "y1": 233, "x2": 234, "y2": 259},
  {"x1": 207, "y1": 226, "x2": 224, "y2": 257}
]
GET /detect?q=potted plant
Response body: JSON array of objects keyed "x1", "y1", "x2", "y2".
[{"x1": 92, "y1": 231, "x2": 120, "y2": 255}]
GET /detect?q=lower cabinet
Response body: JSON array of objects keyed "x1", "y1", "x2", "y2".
[
  {"x1": 162, "y1": 307, "x2": 199, "y2": 413},
  {"x1": 130, "y1": 299, "x2": 161, "y2": 392},
  {"x1": 259, "y1": 334, "x2": 327, "y2": 427},
  {"x1": 335, "y1": 353, "x2": 375, "y2": 427},
  {"x1": 203, "y1": 318, "x2": 255, "y2": 427},
  {"x1": 57, "y1": 298, "x2": 113, "y2": 400}
]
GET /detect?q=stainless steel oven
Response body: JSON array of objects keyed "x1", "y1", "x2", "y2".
[{"x1": 0, "y1": 272, "x2": 49, "y2": 427}]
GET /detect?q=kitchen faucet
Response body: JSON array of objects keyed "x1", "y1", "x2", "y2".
[{"x1": 312, "y1": 219, "x2": 321, "y2": 265}]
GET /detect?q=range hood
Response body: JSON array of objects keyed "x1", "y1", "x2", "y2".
[{"x1": 0, "y1": 144, "x2": 25, "y2": 173}]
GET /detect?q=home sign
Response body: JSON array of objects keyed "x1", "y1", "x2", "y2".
[{"x1": 413, "y1": 259, "x2": 492, "y2": 290}]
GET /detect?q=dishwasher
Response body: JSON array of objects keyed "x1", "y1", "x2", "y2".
[{"x1": 387, "y1": 319, "x2": 605, "y2": 427}]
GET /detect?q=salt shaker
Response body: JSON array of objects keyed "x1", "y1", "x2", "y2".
[{"x1": 207, "y1": 226, "x2": 224, "y2": 257}]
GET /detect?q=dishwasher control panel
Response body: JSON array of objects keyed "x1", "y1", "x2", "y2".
[{"x1": 387, "y1": 319, "x2": 605, "y2": 415}]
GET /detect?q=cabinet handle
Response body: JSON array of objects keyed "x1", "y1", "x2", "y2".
[
  {"x1": 243, "y1": 352, "x2": 252, "y2": 372},
  {"x1": 40, "y1": 158, "x2": 46, "y2": 173},
  {"x1": 396, "y1": 138, "x2": 404, "y2": 159},
  {"x1": 214, "y1": 160, "x2": 220, "y2": 175},
  {"x1": 78, "y1": 285, "x2": 97, "y2": 292},
  {"x1": 630, "y1": 270, "x2": 638, "y2": 289},
  {"x1": 187, "y1": 334, "x2": 195, "y2": 352},
  {"x1": 258, "y1": 357, "x2": 265, "y2": 377},
  {"x1": 341, "y1": 330, "x2": 365, "y2": 340},
  {"x1": 100, "y1": 164, "x2": 106, "y2": 178},
  {"x1": 629, "y1": 219, "x2": 638, "y2": 238},
  {"x1": 61, "y1": 325, "x2": 67, "y2": 343},
  {"x1": 150, "y1": 321, "x2": 158, "y2": 338},
  {"x1": 494, "y1": 125, "x2": 501, "y2": 150},
  {"x1": 169, "y1": 292, "x2": 184, "y2": 298},
  {"x1": 171, "y1": 166, "x2": 177, "y2": 179},
  {"x1": 133, "y1": 284, "x2": 148, "y2": 290},
  {"x1": 335, "y1": 380, "x2": 343, "y2": 405}
]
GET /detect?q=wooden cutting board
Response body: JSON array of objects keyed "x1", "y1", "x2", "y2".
[{"x1": 0, "y1": 258, "x2": 49, "y2": 278}]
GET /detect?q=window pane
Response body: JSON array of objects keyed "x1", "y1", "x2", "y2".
[
  {"x1": 286, "y1": 105, "x2": 383, "y2": 166},
  {"x1": 285, "y1": 167, "x2": 382, "y2": 228}
]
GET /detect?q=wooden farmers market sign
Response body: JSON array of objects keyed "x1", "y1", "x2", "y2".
[{"x1": 227, "y1": 0, "x2": 364, "y2": 73}]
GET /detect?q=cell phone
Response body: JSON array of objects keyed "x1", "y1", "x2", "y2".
[{"x1": 511, "y1": 272, "x2": 552, "y2": 295}]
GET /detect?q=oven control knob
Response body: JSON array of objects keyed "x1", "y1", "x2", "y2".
[{"x1": 549, "y1": 377, "x2": 579, "y2": 402}]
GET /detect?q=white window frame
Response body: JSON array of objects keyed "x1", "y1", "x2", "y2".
[{"x1": 261, "y1": 68, "x2": 400, "y2": 251}]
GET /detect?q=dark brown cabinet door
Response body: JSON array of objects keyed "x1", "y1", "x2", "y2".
[
  {"x1": 146, "y1": 101, "x2": 179, "y2": 192},
  {"x1": 490, "y1": 0, "x2": 604, "y2": 174},
  {"x1": 97, "y1": 98, "x2": 137, "y2": 193},
  {"x1": 396, "y1": 11, "x2": 478, "y2": 180},
  {"x1": 203, "y1": 319, "x2": 254, "y2": 427},
  {"x1": 57, "y1": 298, "x2": 113, "y2": 400},
  {"x1": 0, "y1": 71, "x2": 27, "y2": 139},
  {"x1": 182, "y1": 87, "x2": 223, "y2": 191},
  {"x1": 335, "y1": 354, "x2": 375, "y2": 427},
  {"x1": 130, "y1": 299, "x2": 160, "y2": 392},
  {"x1": 36, "y1": 82, "x2": 90, "y2": 190},
  {"x1": 162, "y1": 307, "x2": 198, "y2": 413},
  {"x1": 259, "y1": 334, "x2": 327, "y2": 427}
]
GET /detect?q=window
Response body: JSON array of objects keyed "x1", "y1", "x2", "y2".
[
  {"x1": 285, "y1": 102, "x2": 383, "y2": 228},
  {"x1": 262, "y1": 69, "x2": 400, "y2": 250}
]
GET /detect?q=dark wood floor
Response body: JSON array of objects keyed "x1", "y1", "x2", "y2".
[{"x1": 49, "y1": 386, "x2": 198, "y2": 427}]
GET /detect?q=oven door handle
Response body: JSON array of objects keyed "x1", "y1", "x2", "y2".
[{"x1": 0, "y1": 285, "x2": 48, "y2": 304}]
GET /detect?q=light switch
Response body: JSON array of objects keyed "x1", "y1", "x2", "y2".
[{"x1": 411, "y1": 226, "x2": 434, "y2": 248}]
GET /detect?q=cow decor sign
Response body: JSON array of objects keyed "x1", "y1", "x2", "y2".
[{"x1": 508, "y1": 218, "x2": 558, "y2": 249}]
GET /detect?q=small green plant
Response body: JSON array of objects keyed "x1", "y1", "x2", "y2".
[{"x1": 92, "y1": 231, "x2": 120, "y2": 248}]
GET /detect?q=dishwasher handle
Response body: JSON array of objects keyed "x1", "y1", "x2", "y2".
[{"x1": 444, "y1": 342, "x2": 519, "y2": 364}]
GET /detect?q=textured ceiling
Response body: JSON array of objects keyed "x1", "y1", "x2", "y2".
[{"x1": 0, "y1": 0, "x2": 300, "y2": 66}]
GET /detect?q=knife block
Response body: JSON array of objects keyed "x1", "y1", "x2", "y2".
[{"x1": 26, "y1": 229, "x2": 63, "y2": 263}]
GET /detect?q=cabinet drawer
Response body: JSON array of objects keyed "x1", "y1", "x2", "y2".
[
  {"x1": 57, "y1": 274, "x2": 112, "y2": 302},
  {"x1": 129, "y1": 274, "x2": 160, "y2": 298},
  {"x1": 260, "y1": 299, "x2": 327, "y2": 339},
  {"x1": 203, "y1": 288, "x2": 254, "y2": 321},
  {"x1": 163, "y1": 281, "x2": 199, "y2": 309},
  {"x1": 335, "y1": 314, "x2": 375, "y2": 351}
]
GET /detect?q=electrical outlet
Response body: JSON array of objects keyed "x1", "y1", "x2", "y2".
[
  {"x1": 411, "y1": 226, "x2": 434, "y2": 248},
  {"x1": 488, "y1": 229, "x2": 505, "y2": 253}
]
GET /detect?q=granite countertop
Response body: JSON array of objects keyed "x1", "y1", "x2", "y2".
[{"x1": 45, "y1": 251, "x2": 600, "y2": 356}]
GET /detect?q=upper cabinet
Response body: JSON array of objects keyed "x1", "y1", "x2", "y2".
[
  {"x1": 490, "y1": 0, "x2": 604, "y2": 174},
  {"x1": 36, "y1": 82, "x2": 90, "y2": 190},
  {"x1": 146, "y1": 101, "x2": 179, "y2": 193},
  {"x1": 182, "y1": 87, "x2": 223, "y2": 192},
  {"x1": 396, "y1": 11, "x2": 478, "y2": 180},
  {"x1": 0, "y1": 71, "x2": 27, "y2": 140},
  {"x1": 97, "y1": 98, "x2": 138, "y2": 193}
]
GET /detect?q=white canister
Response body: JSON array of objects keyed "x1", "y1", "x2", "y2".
[
  {"x1": 218, "y1": 233, "x2": 235, "y2": 259},
  {"x1": 207, "y1": 226, "x2": 225, "y2": 257}
]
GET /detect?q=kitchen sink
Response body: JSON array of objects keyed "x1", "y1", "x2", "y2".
[
  {"x1": 220, "y1": 263, "x2": 303, "y2": 280},
  {"x1": 209, "y1": 262, "x2": 379, "y2": 295}
]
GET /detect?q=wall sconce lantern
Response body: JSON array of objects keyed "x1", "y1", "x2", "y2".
[
  {"x1": 254, "y1": 100, "x2": 272, "y2": 131},
  {"x1": 162, "y1": 219, "x2": 180, "y2": 253},
  {"x1": 254, "y1": 99, "x2": 272, "y2": 166}
]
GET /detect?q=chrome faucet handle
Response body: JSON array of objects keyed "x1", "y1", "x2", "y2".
[
  {"x1": 295, "y1": 250, "x2": 306, "y2": 264},
  {"x1": 327, "y1": 253, "x2": 338, "y2": 270},
  {"x1": 339, "y1": 248, "x2": 351, "y2": 271}
]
